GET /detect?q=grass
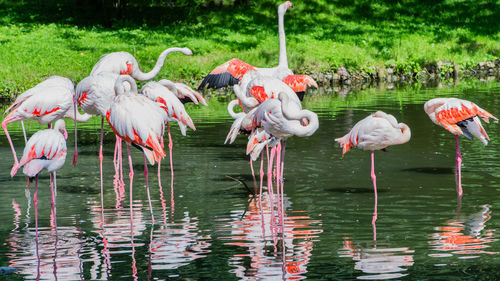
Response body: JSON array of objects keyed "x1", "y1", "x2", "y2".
[{"x1": 0, "y1": 0, "x2": 498, "y2": 98}]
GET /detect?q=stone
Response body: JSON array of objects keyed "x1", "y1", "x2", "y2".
[
  {"x1": 336, "y1": 66, "x2": 350, "y2": 81},
  {"x1": 332, "y1": 73, "x2": 340, "y2": 81}
]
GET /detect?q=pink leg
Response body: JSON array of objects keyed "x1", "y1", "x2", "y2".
[
  {"x1": 455, "y1": 135, "x2": 463, "y2": 197},
  {"x1": 73, "y1": 101, "x2": 78, "y2": 165},
  {"x1": 371, "y1": 151, "x2": 378, "y2": 242},
  {"x1": 127, "y1": 144, "x2": 135, "y2": 231},
  {"x1": 50, "y1": 172, "x2": 57, "y2": 228},
  {"x1": 259, "y1": 152, "x2": 264, "y2": 195},
  {"x1": 275, "y1": 142, "x2": 282, "y2": 224},
  {"x1": 34, "y1": 175, "x2": 39, "y2": 237},
  {"x1": 119, "y1": 138, "x2": 124, "y2": 187},
  {"x1": 113, "y1": 137, "x2": 121, "y2": 208},
  {"x1": 143, "y1": 153, "x2": 155, "y2": 225},
  {"x1": 3, "y1": 121, "x2": 20, "y2": 176},
  {"x1": 99, "y1": 118, "x2": 105, "y2": 223},
  {"x1": 168, "y1": 123, "x2": 175, "y2": 212},
  {"x1": 34, "y1": 175, "x2": 40, "y2": 281},
  {"x1": 280, "y1": 140, "x2": 287, "y2": 226}
]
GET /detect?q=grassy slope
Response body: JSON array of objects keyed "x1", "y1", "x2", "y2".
[{"x1": 0, "y1": 0, "x2": 498, "y2": 97}]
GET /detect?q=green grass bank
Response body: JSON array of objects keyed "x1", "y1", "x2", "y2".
[{"x1": 0, "y1": 0, "x2": 498, "y2": 98}]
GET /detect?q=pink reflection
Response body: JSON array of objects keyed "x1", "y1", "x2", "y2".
[
  {"x1": 220, "y1": 192, "x2": 322, "y2": 280},
  {"x1": 339, "y1": 237, "x2": 414, "y2": 280},
  {"x1": 6, "y1": 226, "x2": 90, "y2": 280},
  {"x1": 149, "y1": 211, "x2": 211, "y2": 270},
  {"x1": 429, "y1": 204, "x2": 498, "y2": 258}
]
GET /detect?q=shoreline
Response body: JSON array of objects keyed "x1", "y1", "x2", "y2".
[{"x1": 1, "y1": 59, "x2": 499, "y2": 105}]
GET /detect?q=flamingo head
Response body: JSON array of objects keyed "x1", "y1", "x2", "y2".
[
  {"x1": 278, "y1": 1, "x2": 293, "y2": 14},
  {"x1": 54, "y1": 119, "x2": 68, "y2": 140}
]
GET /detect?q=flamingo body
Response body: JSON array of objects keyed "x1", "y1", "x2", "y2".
[
  {"x1": 76, "y1": 72, "x2": 122, "y2": 116},
  {"x1": 106, "y1": 76, "x2": 167, "y2": 165},
  {"x1": 12, "y1": 120, "x2": 68, "y2": 178},
  {"x1": 141, "y1": 81, "x2": 196, "y2": 136},
  {"x1": 424, "y1": 98, "x2": 497, "y2": 145},
  {"x1": 335, "y1": 111, "x2": 411, "y2": 155}
]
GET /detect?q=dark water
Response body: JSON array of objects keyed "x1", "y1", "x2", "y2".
[{"x1": 0, "y1": 81, "x2": 499, "y2": 280}]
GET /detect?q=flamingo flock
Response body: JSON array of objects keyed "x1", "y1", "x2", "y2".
[{"x1": 1, "y1": 1, "x2": 498, "y2": 269}]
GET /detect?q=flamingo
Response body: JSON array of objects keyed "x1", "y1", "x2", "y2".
[
  {"x1": 141, "y1": 80, "x2": 197, "y2": 192},
  {"x1": 11, "y1": 119, "x2": 68, "y2": 239},
  {"x1": 106, "y1": 75, "x2": 168, "y2": 225},
  {"x1": 198, "y1": 1, "x2": 317, "y2": 97},
  {"x1": 3, "y1": 76, "x2": 91, "y2": 177},
  {"x1": 90, "y1": 47, "x2": 193, "y2": 81},
  {"x1": 424, "y1": 98, "x2": 497, "y2": 197},
  {"x1": 335, "y1": 111, "x2": 411, "y2": 239},
  {"x1": 76, "y1": 72, "x2": 129, "y2": 214}
]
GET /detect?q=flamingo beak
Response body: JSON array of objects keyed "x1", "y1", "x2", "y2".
[
  {"x1": 301, "y1": 117, "x2": 309, "y2": 126},
  {"x1": 63, "y1": 129, "x2": 68, "y2": 140}
]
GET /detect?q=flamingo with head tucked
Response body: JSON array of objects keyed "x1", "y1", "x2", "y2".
[
  {"x1": 157, "y1": 79, "x2": 207, "y2": 106},
  {"x1": 91, "y1": 47, "x2": 193, "y2": 81},
  {"x1": 335, "y1": 111, "x2": 411, "y2": 239},
  {"x1": 107, "y1": 75, "x2": 168, "y2": 225},
  {"x1": 11, "y1": 119, "x2": 68, "y2": 237},
  {"x1": 198, "y1": 1, "x2": 317, "y2": 97},
  {"x1": 3, "y1": 76, "x2": 91, "y2": 176},
  {"x1": 424, "y1": 98, "x2": 497, "y2": 197}
]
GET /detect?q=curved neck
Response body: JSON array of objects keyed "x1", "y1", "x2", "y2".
[
  {"x1": 133, "y1": 47, "x2": 191, "y2": 81},
  {"x1": 227, "y1": 99, "x2": 245, "y2": 119},
  {"x1": 279, "y1": 93, "x2": 319, "y2": 137},
  {"x1": 115, "y1": 75, "x2": 138, "y2": 96},
  {"x1": 233, "y1": 85, "x2": 258, "y2": 112},
  {"x1": 278, "y1": 11, "x2": 288, "y2": 68}
]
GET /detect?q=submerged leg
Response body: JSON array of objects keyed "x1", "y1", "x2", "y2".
[
  {"x1": 250, "y1": 158, "x2": 258, "y2": 194},
  {"x1": 34, "y1": 175, "x2": 40, "y2": 280},
  {"x1": 143, "y1": 153, "x2": 155, "y2": 225},
  {"x1": 455, "y1": 135, "x2": 463, "y2": 197},
  {"x1": 50, "y1": 172, "x2": 57, "y2": 228},
  {"x1": 280, "y1": 140, "x2": 287, "y2": 224},
  {"x1": 371, "y1": 151, "x2": 378, "y2": 241},
  {"x1": 127, "y1": 144, "x2": 134, "y2": 230},
  {"x1": 259, "y1": 152, "x2": 264, "y2": 195}
]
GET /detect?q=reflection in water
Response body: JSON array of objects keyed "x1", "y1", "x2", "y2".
[
  {"x1": 218, "y1": 193, "x2": 322, "y2": 280},
  {"x1": 339, "y1": 237, "x2": 414, "y2": 280},
  {"x1": 150, "y1": 211, "x2": 211, "y2": 270},
  {"x1": 429, "y1": 204, "x2": 498, "y2": 259}
]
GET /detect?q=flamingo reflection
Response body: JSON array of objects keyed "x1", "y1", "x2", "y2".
[
  {"x1": 429, "y1": 204, "x2": 498, "y2": 258},
  {"x1": 6, "y1": 225, "x2": 94, "y2": 280},
  {"x1": 339, "y1": 237, "x2": 414, "y2": 280},
  {"x1": 149, "y1": 211, "x2": 211, "y2": 270},
  {"x1": 219, "y1": 193, "x2": 322, "y2": 280}
]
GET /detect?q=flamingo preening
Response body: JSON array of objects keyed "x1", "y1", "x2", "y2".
[
  {"x1": 106, "y1": 75, "x2": 168, "y2": 225},
  {"x1": 90, "y1": 47, "x2": 193, "y2": 81},
  {"x1": 335, "y1": 111, "x2": 411, "y2": 240},
  {"x1": 424, "y1": 98, "x2": 497, "y2": 197},
  {"x1": 3, "y1": 76, "x2": 91, "y2": 176},
  {"x1": 11, "y1": 119, "x2": 68, "y2": 239},
  {"x1": 198, "y1": 1, "x2": 317, "y2": 97}
]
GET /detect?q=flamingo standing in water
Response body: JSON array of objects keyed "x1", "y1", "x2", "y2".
[
  {"x1": 424, "y1": 98, "x2": 497, "y2": 197},
  {"x1": 11, "y1": 119, "x2": 68, "y2": 237},
  {"x1": 106, "y1": 75, "x2": 168, "y2": 225},
  {"x1": 335, "y1": 111, "x2": 411, "y2": 239},
  {"x1": 198, "y1": 1, "x2": 317, "y2": 97},
  {"x1": 90, "y1": 47, "x2": 193, "y2": 81},
  {"x1": 141, "y1": 81, "x2": 197, "y2": 197},
  {"x1": 3, "y1": 76, "x2": 91, "y2": 176}
]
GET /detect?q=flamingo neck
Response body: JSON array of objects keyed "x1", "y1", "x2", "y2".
[
  {"x1": 133, "y1": 47, "x2": 190, "y2": 81},
  {"x1": 395, "y1": 124, "x2": 411, "y2": 145},
  {"x1": 278, "y1": 11, "x2": 288, "y2": 68},
  {"x1": 279, "y1": 92, "x2": 318, "y2": 137}
]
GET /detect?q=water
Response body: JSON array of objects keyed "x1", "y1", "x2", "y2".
[{"x1": 0, "y1": 81, "x2": 499, "y2": 280}]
